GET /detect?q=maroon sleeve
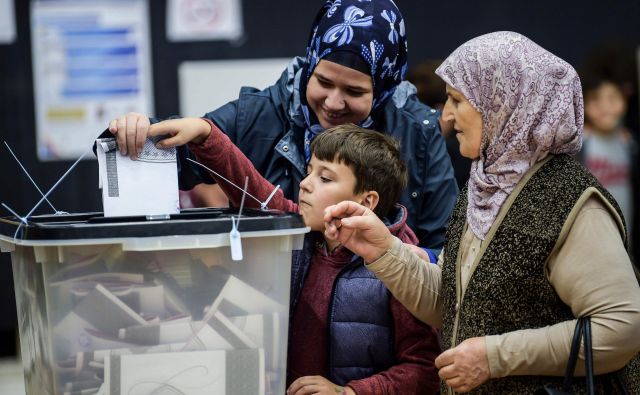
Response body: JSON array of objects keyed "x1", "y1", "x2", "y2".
[
  {"x1": 187, "y1": 119, "x2": 298, "y2": 213},
  {"x1": 346, "y1": 296, "x2": 441, "y2": 395}
]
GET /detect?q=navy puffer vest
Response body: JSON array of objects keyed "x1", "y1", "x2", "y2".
[
  {"x1": 288, "y1": 204, "x2": 417, "y2": 385},
  {"x1": 290, "y1": 235, "x2": 395, "y2": 385},
  {"x1": 328, "y1": 260, "x2": 394, "y2": 384}
]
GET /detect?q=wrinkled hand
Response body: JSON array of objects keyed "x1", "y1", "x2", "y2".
[
  {"x1": 108, "y1": 114, "x2": 211, "y2": 159},
  {"x1": 435, "y1": 337, "x2": 490, "y2": 393},
  {"x1": 323, "y1": 201, "x2": 394, "y2": 263},
  {"x1": 287, "y1": 375, "x2": 354, "y2": 395}
]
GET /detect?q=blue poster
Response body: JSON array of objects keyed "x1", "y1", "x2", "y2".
[{"x1": 31, "y1": 0, "x2": 154, "y2": 160}]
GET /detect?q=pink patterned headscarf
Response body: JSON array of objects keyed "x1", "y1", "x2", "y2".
[{"x1": 435, "y1": 31, "x2": 584, "y2": 240}]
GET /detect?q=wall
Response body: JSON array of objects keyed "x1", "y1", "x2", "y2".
[{"x1": 0, "y1": 0, "x2": 639, "y2": 335}]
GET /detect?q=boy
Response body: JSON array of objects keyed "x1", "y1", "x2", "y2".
[
  {"x1": 579, "y1": 68, "x2": 639, "y2": 263},
  {"x1": 181, "y1": 121, "x2": 441, "y2": 394}
]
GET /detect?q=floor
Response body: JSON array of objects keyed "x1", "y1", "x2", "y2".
[{"x1": 0, "y1": 357, "x2": 25, "y2": 395}]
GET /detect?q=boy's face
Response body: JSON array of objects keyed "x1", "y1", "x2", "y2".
[
  {"x1": 298, "y1": 155, "x2": 368, "y2": 232},
  {"x1": 585, "y1": 82, "x2": 627, "y2": 134}
]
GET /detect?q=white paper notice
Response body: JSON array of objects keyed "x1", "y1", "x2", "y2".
[
  {"x1": 0, "y1": 0, "x2": 16, "y2": 44},
  {"x1": 167, "y1": 0, "x2": 243, "y2": 42},
  {"x1": 96, "y1": 137, "x2": 179, "y2": 217}
]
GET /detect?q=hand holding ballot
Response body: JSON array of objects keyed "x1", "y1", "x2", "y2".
[
  {"x1": 148, "y1": 118, "x2": 213, "y2": 148},
  {"x1": 108, "y1": 113, "x2": 212, "y2": 158}
]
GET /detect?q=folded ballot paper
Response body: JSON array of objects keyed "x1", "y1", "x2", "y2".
[{"x1": 95, "y1": 136, "x2": 179, "y2": 217}]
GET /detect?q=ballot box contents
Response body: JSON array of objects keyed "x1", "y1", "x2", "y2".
[{"x1": 0, "y1": 208, "x2": 307, "y2": 395}]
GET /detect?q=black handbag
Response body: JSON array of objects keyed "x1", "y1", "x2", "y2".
[{"x1": 535, "y1": 317, "x2": 629, "y2": 395}]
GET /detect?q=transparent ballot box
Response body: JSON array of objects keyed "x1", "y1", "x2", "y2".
[{"x1": 0, "y1": 208, "x2": 308, "y2": 395}]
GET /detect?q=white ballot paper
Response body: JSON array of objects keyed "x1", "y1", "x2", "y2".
[
  {"x1": 104, "y1": 349, "x2": 265, "y2": 395},
  {"x1": 96, "y1": 137, "x2": 179, "y2": 217}
]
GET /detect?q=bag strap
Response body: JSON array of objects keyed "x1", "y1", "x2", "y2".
[
  {"x1": 562, "y1": 317, "x2": 595, "y2": 395},
  {"x1": 583, "y1": 317, "x2": 594, "y2": 394},
  {"x1": 563, "y1": 316, "x2": 631, "y2": 394},
  {"x1": 562, "y1": 318, "x2": 584, "y2": 392}
]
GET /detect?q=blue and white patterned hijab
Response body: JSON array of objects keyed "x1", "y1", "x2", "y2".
[{"x1": 297, "y1": 0, "x2": 408, "y2": 161}]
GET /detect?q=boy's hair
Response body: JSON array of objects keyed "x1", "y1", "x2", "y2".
[
  {"x1": 579, "y1": 68, "x2": 624, "y2": 100},
  {"x1": 310, "y1": 124, "x2": 408, "y2": 218},
  {"x1": 579, "y1": 44, "x2": 636, "y2": 98}
]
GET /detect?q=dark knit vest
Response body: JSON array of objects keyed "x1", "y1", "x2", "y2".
[
  {"x1": 290, "y1": 235, "x2": 395, "y2": 386},
  {"x1": 441, "y1": 154, "x2": 640, "y2": 394}
]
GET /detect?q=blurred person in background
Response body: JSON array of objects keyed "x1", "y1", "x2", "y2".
[
  {"x1": 581, "y1": 44, "x2": 639, "y2": 136},
  {"x1": 407, "y1": 60, "x2": 471, "y2": 190},
  {"x1": 579, "y1": 45, "x2": 639, "y2": 264}
]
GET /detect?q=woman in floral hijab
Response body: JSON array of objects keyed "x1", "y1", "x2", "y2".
[
  {"x1": 102, "y1": 1, "x2": 452, "y2": 394},
  {"x1": 296, "y1": 0, "x2": 408, "y2": 160},
  {"x1": 435, "y1": 31, "x2": 583, "y2": 240},
  {"x1": 105, "y1": 0, "x2": 458, "y2": 255},
  {"x1": 324, "y1": 31, "x2": 640, "y2": 393}
]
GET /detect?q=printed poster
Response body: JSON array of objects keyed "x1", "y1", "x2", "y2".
[
  {"x1": 0, "y1": 0, "x2": 16, "y2": 44},
  {"x1": 31, "y1": 0, "x2": 154, "y2": 160}
]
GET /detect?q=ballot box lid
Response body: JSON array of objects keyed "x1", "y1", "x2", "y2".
[{"x1": 0, "y1": 208, "x2": 306, "y2": 241}]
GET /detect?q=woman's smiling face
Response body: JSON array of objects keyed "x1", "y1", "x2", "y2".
[{"x1": 305, "y1": 60, "x2": 374, "y2": 129}]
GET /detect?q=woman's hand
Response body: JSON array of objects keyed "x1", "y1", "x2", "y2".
[
  {"x1": 109, "y1": 112, "x2": 150, "y2": 159},
  {"x1": 287, "y1": 376, "x2": 354, "y2": 395},
  {"x1": 108, "y1": 114, "x2": 211, "y2": 158},
  {"x1": 323, "y1": 201, "x2": 394, "y2": 263},
  {"x1": 435, "y1": 337, "x2": 491, "y2": 393}
]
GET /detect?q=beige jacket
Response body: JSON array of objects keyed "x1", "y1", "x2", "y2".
[{"x1": 367, "y1": 184, "x2": 640, "y2": 378}]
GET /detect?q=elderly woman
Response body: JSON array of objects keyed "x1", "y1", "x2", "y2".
[{"x1": 323, "y1": 31, "x2": 640, "y2": 394}]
